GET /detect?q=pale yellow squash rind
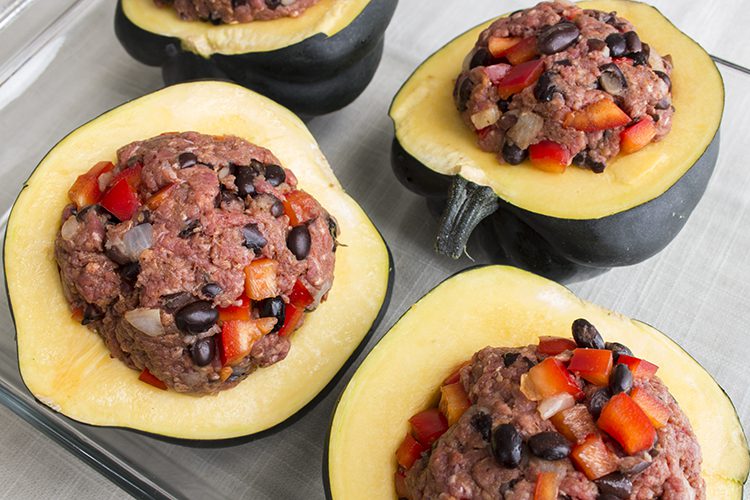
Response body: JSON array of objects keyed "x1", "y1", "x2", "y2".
[
  {"x1": 122, "y1": 0, "x2": 370, "y2": 56},
  {"x1": 389, "y1": 0, "x2": 724, "y2": 219},
  {"x1": 5, "y1": 81, "x2": 390, "y2": 440},
  {"x1": 328, "y1": 266, "x2": 749, "y2": 499}
]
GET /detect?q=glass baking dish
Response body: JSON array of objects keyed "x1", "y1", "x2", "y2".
[{"x1": 1, "y1": 0, "x2": 748, "y2": 498}]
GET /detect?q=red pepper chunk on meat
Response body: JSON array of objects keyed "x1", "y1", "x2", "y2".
[
  {"x1": 396, "y1": 433, "x2": 428, "y2": 470},
  {"x1": 439, "y1": 382, "x2": 471, "y2": 426},
  {"x1": 488, "y1": 36, "x2": 521, "y2": 58},
  {"x1": 497, "y1": 59, "x2": 545, "y2": 99},
  {"x1": 220, "y1": 318, "x2": 277, "y2": 366},
  {"x1": 564, "y1": 99, "x2": 631, "y2": 132},
  {"x1": 283, "y1": 190, "x2": 319, "y2": 226},
  {"x1": 138, "y1": 367, "x2": 167, "y2": 390},
  {"x1": 68, "y1": 161, "x2": 115, "y2": 209},
  {"x1": 244, "y1": 258, "x2": 279, "y2": 301},
  {"x1": 617, "y1": 355, "x2": 658, "y2": 379},
  {"x1": 534, "y1": 471, "x2": 559, "y2": 500},
  {"x1": 568, "y1": 349, "x2": 613, "y2": 386},
  {"x1": 631, "y1": 387, "x2": 671, "y2": 429},
  {"x1": 100, "y1": 178, "x2": 140, "y2": 221},
  {"x1": 506, "y1": 36, "x2": 539, "y2": 65},
  {"x1": 570, "y1": 434, "x2": 619, "y2": 480},
  {"x1": 538, "y1": 336, "x2": 577, "y2": 356},
  {"x1": 597, "y1": 393, "x2": 656, "y2": 455},
  {"x1": 218, "y1": 296, "x2": 251, "y2": 323},
  {"x1": 620, "y1": 116, "x2": 657, "y2": 154},
  {"x1": 529, "y1": 141, "x2": 570, "y2": 173},
  {"x1": 527, "y1": 358, "x2": 584, "y2": 400}
]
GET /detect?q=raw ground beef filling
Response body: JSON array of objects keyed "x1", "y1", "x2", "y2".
[
  {"x1": 401, "y1": 331, "x2": 705, "y2": 499},
  {"x1": 154, "y1": 0, "x2": 321, "y2": 24},
  {"x1": 55, "y1": 132, "x2": 337, "y2": 394},
  {"x1": 456, "y1": 0, "x2": 674, "y2": 172}
]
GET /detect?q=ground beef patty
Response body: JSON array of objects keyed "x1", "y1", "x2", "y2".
[
  {"x1": 400, "y1": 322, "x2": 704, "y2": 499},
  {"x1": 154, "y1": 0, "x2": 320, "y2": 24},
  {"x1": 55, "y1": 132, "x2": 337, "y2": 394},
  {"x1": 456, "y1": 1, "x2": 674, "y2": 172}
]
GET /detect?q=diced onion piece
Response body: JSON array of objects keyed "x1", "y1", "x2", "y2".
[
  {"x1": 470, "y1": 106, "x2": 501, "y2": 130},
  {"x1": 520, "y1": 373, "x2": 543, "y2": 401},
  {"x1": 538, "y1": 393, "x2": 576, "y2": 420},
  {"x1": 60, "y1": 217, "x2": 80, "y2": 241},
  {"x1": 107, "y1": 223, "x2": 153, "y2": 263},
  {"x1": 98, "y1": 171, "x2": 114, "y2": 192},
  {"x1": 125, "y1": 308, "x2": 165, "y2": 337},
  {"x1": 507, "y1": 112, "x2": 544, "y2": 149}
]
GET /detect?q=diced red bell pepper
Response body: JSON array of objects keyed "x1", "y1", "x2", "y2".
[
  {"x1": 443, "y1": 360, "x2": 470, "y2": 386},
  {"x1": 220, "y1": 318, "x2": 277, "y2": 366},
  {"x1": 283, "y1": 190, "x2": 319, "y2": 226},
  {"x1": 534, "y1": 471, "x2": 559, "y2": 500},
  {"x1": 538, "y1": 336, "x2": 577, "y2": 356},
  {"x1": 506, "y1": 36, "x2": 539, "y2": 65},
  {"x1": 110, "y1": 163, "x2": 143, "y2": 191},
  {"x1": 68, "y1": 161, "x2": 115, "y2": 209},
  {"x1": 550, "y1": 405, "x2": 598, "y2": 444},
  {"x1": 528, "y1": 358, "x2": 584, "y2": 400},
  {"x1": 597, "y1": 393, "x2": 656, "y2": 455},
  {"x1": 278, "y1": 302, "x2": 305, "y2": 337},
  {"x1": 617, "y1": 355, "x2": 658, "y2": 380},
  {"x1": 145, "y1": 183, "x2": 175, "y2": 210},
  {"x1": 395, "y1": 433, "x2": 428, "y2": 470},
  {"x1": 100, "y1": 178, "x2": 141, "y2": 221},
  {"x1": 71, "y1": 307, "x2": 84, "y2": 323},
  {"x1": 409, "y1": 408, "x2": 449, "y2": 447},
  {"x1": 219, "y1": 366, "x2": 233, "y2": 382},
  {"x1": 570, "y1": 434, "x2": 619, "y2": 480},
  {"x1": 394, "y1": 470, "x2": 409, "y2": 499},
  {"x1": 289, "y1": 280, "x2": 314, "y2": 308},
  {"x1": 218, "y1": 296, "x2": 251, "y2": 322},
  {"x1": 488, "y1": 36, "x2": 521, "y2": 58},
  {"x1": 485, "y1": 63, "x2": 512, "y2": 85},
  {"x1": 439, "y1": 382, "x2": 471, "y2": 426},
  {"x1": 529, "y1": 141, "x2": 570, "y2": 174},
  {"x1": 630, "y1": 387, "x2": 671, "y2": 429},
  {"x1": 497, "y1": 59, "x2": 545, "y2": 99},
  {"x1": 620, "y1": 116, "x2": 657, "y2": 154},
  {"x1": 564, "y1": 99, "x2": 631, "y2": 132},
  {"x1": 138, "y1": 367, "x2": 167, "y2": 390},
  {"x1": 568, "y1": 349, "x2": 613, "y2": 386},
  {"x1": 244, "y1": 258, "x2": 279, "y2": 301}
]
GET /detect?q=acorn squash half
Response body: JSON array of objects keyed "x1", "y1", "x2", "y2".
[
  {"x1": 4, "y1": 81, "x2": 391, "y2": 440},
  {"x1": 326, "y1": 266, "x2": 749, "y2": 499},
  {"x1": 390, "y1": 0, "x2": 723, "y2": 283},
  {"x1": 115, "y1": 0, "x2": 398, "y2": 116}
]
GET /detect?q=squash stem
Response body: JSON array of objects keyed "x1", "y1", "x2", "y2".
[{"x1": 436, "y1": 177, "x2": 499, "y2": 259}]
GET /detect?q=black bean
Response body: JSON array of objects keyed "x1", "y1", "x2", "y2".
[
  {"x1": 220, "y1": 190, "x2": 243, "y2": 208},
  {"x1": 232, "y1": 0, "x2": 248, "y2": 6},
  {"x1": 589, "y1": 388, "x2": 611, "y2": 419},
  {"x1": 161, "y1": 292, "x2": 195, "y2": 313},
  {"x1": 264, "y1": 164, "x2": 286, "y2": 187},
  {"x1": 287, "y1": 225, "x2": 311, "y2": 260},
  {"x1": 605, "y1": 33, "x2": 627, "y2": 58},
  {"x1": 469, "y1": 48, "x2": 492, "y2": 69},
  {"x1": 599, "y1": 63, "x2": 628, "y2": 95},
  {"x1": 537, "y1": 22, "x2": 580, "y2": 55},
  {"x1": 271, "y1": 198, "x2": 285, "y2": 218},
  {"x1": 502, "y1": 142, "x2": 528, "y2": 165},
  {"x1": 178, "y1": 152, "x2": 197, "y2": 169},
  {"x1": 201, "y1": 283, "x2": 223, "y2": 298},
  {"x1": 471, "y1": 412, "x2": 493, "y2": 442},
  {"x1": 257, "y1": 296, "x2": 285, "y2": 333},
  {"x1": 491, "y1": 423, "x2": 523, "y2": 468},
  {"x1": 175, "y1": 300, "x2": 218, "y2": 334},
  {"x1": 610, "y1": 363, "x2": 633, "y2": 395},
  {"x1": 605, "y1": 342, "x2": 633, "y2": 363},
  {"x1": 527, "y1": 432, "x2": 571, "y2": 461},
  {"x1": 523, "y1": 357, "x2": 536, "y2": 368},
  {"x1": 241, "y1": 223, "x2": 267, "y2": 254},
  {"x1": 265, "y1": 0, "x2": 281, "y2": 8},
  {"x1": 190, "y1": 337, "x2": 215, "y2": 366},
  {"x1": 572, "y1": 151, "x2": 588, "y2": 167},
  {"x1": 587, "y1": 157, "x2": 606, "y2": 174},
  {"x1": 572, "y1": 318, "x2": 605, "y2": 349},
  {"x1": 455, "y1": 76, "x2": 474, "y2": 112},
  {"x1": 624, "y1": 31, "x2": 642, "y2": 52},
  {"x1": 587, "y1": 38, "x2": 606, "y2": 51},
  {"x1": 81, "y1": 304, "x2": 104, "y2": 325},
  {"x1": 178, "y1": 219, "x2": 201, "y2": 238},
  {"x1": 628, "y1": 51, "x2": 649, "y2": 66},
  {"x1": 497, "y1": 98, "x2": 510, "y2": 113},
  {"x1": 555, "y1": 59, "x2": 572, "y2": 66},
  {"x1": 655, "y1": 98, "x2": 671, "y2": 110},
  {"x1": 503, "y1": 352, "x2": 520, "y2": 367},
  {"x1": 120, "y1": 262, "x2": 140, "y2": 284},
  {"x1": 596, "y1": 472, "x2": 633, "y2": 498},
  {"x1": 654, "y1": 70, "x2": 672, "y2": 91},
  {"x1": 534, "y1": 71, "x2": 558, "y2": 102},
  {"x1": 235, "y1": 165, "x2": 258, "y2": 197}
]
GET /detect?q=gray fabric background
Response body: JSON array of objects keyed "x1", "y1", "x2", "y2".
[{"x1": 0, "y1": 0, "x2": 748, "y2": 498}]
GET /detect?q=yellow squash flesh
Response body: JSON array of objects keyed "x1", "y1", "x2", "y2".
[
  {"x1": 389, "y1": 0, "x2": 724, "y2": 219},
  {"x1": 5, "y1": 81, "x2": 390, "y2": 440},
  {"x1": 328, "y1": 266, "x2": 749, "y2": 499},
  {"x1": 122, "y1": 0, "x2": 371, "y2": 56}
]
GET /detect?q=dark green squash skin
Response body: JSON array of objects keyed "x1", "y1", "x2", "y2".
[
  {"x1": 114, "y1": 0, "x2": 397, "y2": 116},
  {"x1": 392, "y1": 133, "x2": 719, "y2": 283}
]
